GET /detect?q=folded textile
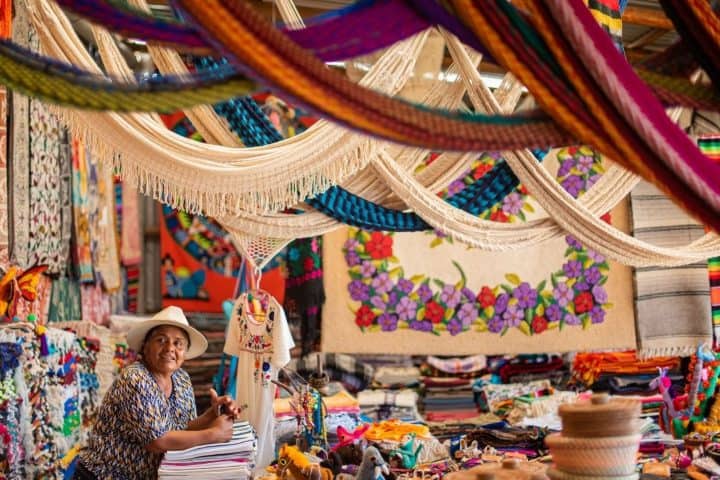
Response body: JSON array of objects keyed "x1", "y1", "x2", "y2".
[
  {"x1": 288, "y1": 353, "x2": 374, "y2": 393},
  {"x1": 274, "y1": 389, "x2": 359, "y2": 418},
  {"x1": 357, "y1": 389, "x2": 418, "y2": 408},
  {"x1": 158, "y1": 422, "x2": 256, "y2": 479},
  {"x1": 426, "y1": 355, "x2": 486, "y2": 374}
]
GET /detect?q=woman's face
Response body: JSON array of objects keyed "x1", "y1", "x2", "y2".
[{"x1": 142, "y1": 325, "x2": 189, "y2": 376}]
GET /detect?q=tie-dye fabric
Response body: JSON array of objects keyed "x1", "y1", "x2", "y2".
[{"x1": 79, "y1": 362, "x2": 197, "y2": 479}]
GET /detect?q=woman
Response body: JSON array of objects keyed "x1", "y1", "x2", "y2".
[{"x1": 73, "y1": 306, "x2": 241, "y2": 479}]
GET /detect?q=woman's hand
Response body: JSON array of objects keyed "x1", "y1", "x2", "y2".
[
  {"x1": 209, "y1": 388, "x2": 241, "y2": 420},
  {"x1": 209, "y1": 415, "x2": 234, "y2": 443}
]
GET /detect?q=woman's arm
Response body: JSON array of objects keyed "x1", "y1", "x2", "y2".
[
  {"x1": 147, "y1": 415, "x2": 234, "y2": 453},
  {"x1": 186, "y1": 408, "x2": 216, "y2": 431},
  {"x1": 187, "y1": 388, "x2": 242, "y2": 430}
]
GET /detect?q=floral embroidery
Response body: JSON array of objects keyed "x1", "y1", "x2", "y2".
[
  {"x1": 345, "y1": 147, "x2": 612, "y2": 336},
  {"x1": 233, "y1": 290, "x2": 277, "y2": 385}
]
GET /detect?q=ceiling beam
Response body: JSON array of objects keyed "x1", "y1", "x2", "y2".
[{"x1": 623, "y1": 6, "x2": 674, "y2": 30}]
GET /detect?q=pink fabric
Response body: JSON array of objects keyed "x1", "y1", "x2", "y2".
[
  {"x1": 14, "y1": 274, "x2": 51, "y2": 322},
  {"x1": 120, "y1": 182, "x2": 142, "y2": 266},
  {"x1": 81, "y1": 283, "x2": 110, "y2": 325}
]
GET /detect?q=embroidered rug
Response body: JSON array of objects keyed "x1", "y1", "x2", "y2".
[
  {"x1": 322, "y1": 148, "x2": 636, "y2": 355},
  {"x1": 91, "y1": 155, "x2": 121, "y2": 292},
  {"x1": 631, "y1": 179, "x2": 712, "y2": 357},
  {"x1": 48, "y1": 277, "x2": 82, "y2": 323}
]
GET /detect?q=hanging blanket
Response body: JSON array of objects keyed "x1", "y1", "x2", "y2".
[
  {"x1": 90, "y1": 155, "x2": 121, "y2": 292},
  {"x1": 322, "y1": 149, "x2": 635, "y2": 354},
  {"x1": 631, "y1": 180, "x2": 712, "y2": 357},
  {"x1": 48, "y1": 277, "x2": 82, "y2": 323}
]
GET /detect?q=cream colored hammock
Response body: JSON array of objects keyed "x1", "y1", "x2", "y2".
[{"x1": 26, "y1": 0, "x2": 720, "y2": 268}]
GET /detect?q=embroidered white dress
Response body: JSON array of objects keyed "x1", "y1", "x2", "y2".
[{"x1": 224, "y1": 290, "x2": 294, "y2": 468}]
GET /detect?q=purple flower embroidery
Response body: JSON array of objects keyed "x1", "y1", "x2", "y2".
[
  {"x1": 488, "y1": 315, "x2": 504, "y2": 333},
  {"x1": 563, "y1": 260, "x2": 583, "y2": 278},
  {"x1": 553, "y1": 283, "x2": 574, "y2": 307},
  {"x1": 546, "y1": 303, "x2": 562, "y2": 322},
  {"x1": 440, "y1": 285, "x2": 462, "y2": 309},
  {"x1": 371, "y1": 272, "x2": 393, "y2": 294},
  {"x1": 565, "y1": 235, "x2": 582, "y2": 250},
  {"x1": 417, "y1": 283, "x2": 433, "y2": 303},
  {"x1": 588, "y1": 249, "x2": 606, "y2": 264},
  {"x1": 378, "y1": 313, "x2": 398, "y2": 332},
  {"x1": 587, "y1": 174, "x2": 601, "y2": 189},
  {"x1": 502, "y1": 192, "x2": 523, "y2": 215},
  {"x1": 410, "y1": 320, "x2": 433, "y2": 332},
  {"x1": 592, "y1": 285, "x2": 608, "y2": 304},
  {"x1": 513, "y1": 282, "x2": 538, "y2": 309},
  {"x1": 585, "y1": 266, "x2": 601, "y2": 285},
  {"x1": 343, "y1": 239, "x2": 359, "y2": 251},
  {"x1": 397, "y1": 278, "x2": 414, "y2": 294},
  {"x1": 447, "y1": 180, "x2": 466, "y2": 196},
  {"x1": 462, "y1": 287, "x2": 476, "y2": 302},
  {"x1": 575, "y1": 280, "x2": 590, "y2": 292},
  {"x1": 447, "y1": 319, "x2": 463, "y2": 336},
  {"x1": 564, "y1": 313, "x2": 581, "y2": 326},
  {"x1": 561, "y1": 175, "x2": 584, "y2": 198},
  {"x1": 348, "y1": 280, "x2": 370, "y2": 301},
  {"x1": 396, "y1": 296, "x2": 418, "y2": 321},
  {"x1": 503, "y1": 304, "x2": 524, "y2": 328},
  {"x1": 387, "y1": 291, "x2": 399, "y2": 308},
  {"x1": 589, "y1": 306, "x2": 605, "y2": 324},
  {"x1": 360, "y1": 261, "x2": 376, "y2": 278},
  {"x1": 345, "y1": 251, "x2": 361, "y2": 267},
  {"x1": 576, "y1": 155, "x2": 594, "y2": 173},
  {"x1": 495, "y1": 293, "x2": 509, "y2": 314},
  {"x1": 370, "y1": 296, "x2": 386, "y2": 310},
  {"x1": 457, "y1": 303, "x2": 478, "y2": 328},
  {"x1": 558, "y1": 158, "x2": 575, "y2": 177}
]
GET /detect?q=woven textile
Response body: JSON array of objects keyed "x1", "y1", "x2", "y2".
[
  {"x1": 14, "y1": 273, "x2": 52, "y2": 321},
  {"x1": 699, "y1": 136, "x2": 720, "y2": 344},
  {"x1": 120, "y1": 182, "x2": 142, "y2": 266},
  {"x1": 9, "y1": 0, "x2": 31, "y2": 268},
  {"x1": 81, "y1": 283, "x2": 110, "y2": 325},
  {"x1": 48, "y1": 277, "x2": 82, "y2": 322},
  {"x1": 323, "y1": 153, "x2": 636, "y2": 355},
  {"x1": 631, "y1": 180, "x2": 712, "y2": 357},
  {"x1": 71, "y1": 138, "x2": 95, "y2": 283},
  {"x1": 91, "y1": 157, "x2": 121, "y2": 292},
  {"x1": 28, "y1": 98, "x2": 69, "y2": 275}
]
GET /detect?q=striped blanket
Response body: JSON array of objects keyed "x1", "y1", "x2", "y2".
[{"x1": 631, "y1": 180, "x2": 711, "y2": 357}]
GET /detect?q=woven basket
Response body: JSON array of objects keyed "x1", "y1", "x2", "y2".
[
  {"x1": 558, "y1": 394, "x2": 641, "y2": 438},
  {"x1": 547, "y1": 467, "x2": 639, "y2": 480},
  {"x1": 546, "y1": 433, "x2": 641, "y2": 476}
]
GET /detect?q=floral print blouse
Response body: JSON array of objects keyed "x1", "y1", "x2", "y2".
[{"x1": 79, "y1": 362, "x2": 196, "y2": 479}]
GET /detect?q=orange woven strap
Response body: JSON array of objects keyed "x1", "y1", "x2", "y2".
[{"x1": 175, "y1": 0, "x2": 575, "y2": 152}]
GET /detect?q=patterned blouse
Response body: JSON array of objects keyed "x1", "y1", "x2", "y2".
[{"x1": 79, "y1": 362, "x2": 197, "y2": 479}]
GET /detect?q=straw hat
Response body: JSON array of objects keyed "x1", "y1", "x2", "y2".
[{"x1": 127, "y1": 306, "x2": 208, "y2": 359}]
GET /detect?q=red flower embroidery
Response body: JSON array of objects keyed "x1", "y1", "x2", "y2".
[
  {"x1": 365, "y1": 232, "x2": 393, "y2": 259},
  {"x1": 477, "y1": 286, "x2": 496, "y2": 308},
  {"x1": 600, "y1": 212, "x2": 612, "y2": 224},
  {"x1": 472, "y1": 163, "x2": 492, "y2": 180},
  {"x1": 303, "y1": 257, "x2": 315, "y2": 272},
  {"x1": 425, "y1": 301, "x2": 444, "y2": 324},
  {"x1": 490, "y1": 209, "x2": 509, "y2": 223},
  {"x1": 532, "y1": 315, "x2": 548, "y2": 334},
  {"x1": 355, "y1": 305, "x2": 375, "y2": 328},
  {"x1": 574, "y1": 291, "x2": 594, "y2": 314}
]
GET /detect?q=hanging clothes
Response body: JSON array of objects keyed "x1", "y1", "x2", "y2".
[{"x1": 224, "y1": 289, "x2": 294, "y2": 468}]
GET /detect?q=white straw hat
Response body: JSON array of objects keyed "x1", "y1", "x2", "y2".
[{"x1": 126, "y1": 306, "x2": 208, "y2": 359}]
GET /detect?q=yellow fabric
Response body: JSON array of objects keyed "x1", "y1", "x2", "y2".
[{"x1": 364, "y1": 419, "x2": 430, "y2": 441}]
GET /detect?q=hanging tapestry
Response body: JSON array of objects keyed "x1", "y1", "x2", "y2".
[
  {"x1": 698, "y1": 136, "x2": 720, "y2": 345},
  {"x1": 48, "y1": 277, "x2": 82, "y2": 323},
  {"x1": 0, "y1": 86, "x2": 8, "y2": 258},
  {"x1": 322, "y1": 148, "x2": 635, "y2": 355},
  {"x1": 9, "y1": 0, "x2": 31, "y2": 269},
  {"x1": 89, "y1": 155, "x2": 121, "y2": 292},
  {"x1": 71, "y1": 138, "x2": 95, "y2": 283},
  {"x1": 13, "y1": 273, "x2": 52, "y2": 322},
  {"x1": 631, "y1": 179, "x2": 711, "y2": 357},
  {"x1": 283, "y1": 237, "x2": 325, "y2": 356},
  {"x1": 81, "y1": 283, "x2": 111, "y2": 325},
  {"x1": 28, "y1": 98, "x2": 69, "y2": 275}
]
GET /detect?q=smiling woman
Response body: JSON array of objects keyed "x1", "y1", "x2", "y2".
[{"x1": 72, "y1": 306, "x2": 243, "y2": 479}]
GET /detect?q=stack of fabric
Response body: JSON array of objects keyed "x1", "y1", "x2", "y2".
[
  {"x1": 419, "y1": 355, "x2": 486, "y2": 423},
  {"x1": 158, "y1": 422, "x2": 256, "y2": 480},
  {"x1": 358, "y1": 364, "x2": 422, "y2": 422},
  {"x1": 572, "y1": 351, "x2": 682, "y2": 395}
]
